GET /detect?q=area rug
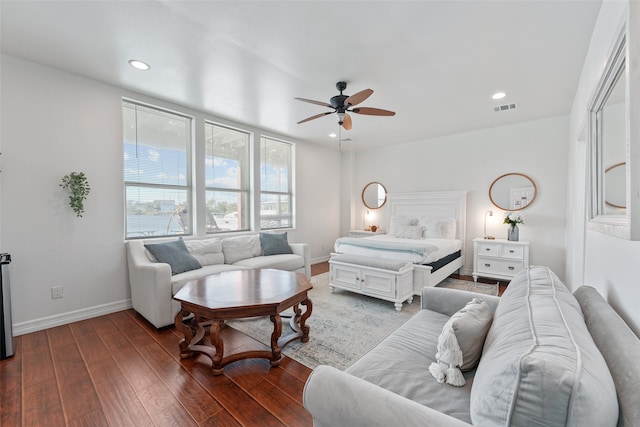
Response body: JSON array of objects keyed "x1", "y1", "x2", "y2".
[{"x1": 228, "y1": 272, "x2": 497, "y2": 370}]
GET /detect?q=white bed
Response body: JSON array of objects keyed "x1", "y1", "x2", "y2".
[{"x1": 335, "y1": 190, "x2": 467, "y2": 295}]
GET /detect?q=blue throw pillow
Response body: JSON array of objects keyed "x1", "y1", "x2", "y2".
[
  {"x1": 260, "y1": 232, "x2": 293, "y2": 256},
  {"x1": 144, "y1": 237, "x2": 202, "y2": 275}
]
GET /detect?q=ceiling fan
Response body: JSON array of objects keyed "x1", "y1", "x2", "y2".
[{"x1": 295, "y1": 81, "x2": 395, "y2": 130}]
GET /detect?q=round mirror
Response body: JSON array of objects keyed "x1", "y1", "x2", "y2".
[
  {"x1": 605, "y1": 162, "x2": 626, "y2": 210},
  {"x1": 362, "y1": 182, "x2": 387, "y2": 209},
  {"x1": 489, "y1": 173, "x2": 537, "y2": 211}
]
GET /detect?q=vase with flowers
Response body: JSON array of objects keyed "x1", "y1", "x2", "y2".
[{"x1": 503, "y1": 212, "x2": 524, "y2": 241}]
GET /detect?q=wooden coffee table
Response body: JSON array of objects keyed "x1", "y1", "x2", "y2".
[{"x1": 173, "y1": 268, "x2": 313, "y2": 375}]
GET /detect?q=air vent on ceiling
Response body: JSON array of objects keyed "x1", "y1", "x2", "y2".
[
  {"x1": 493, "y1": 103, "x2": 517, "y2": 112},
  {"x1": 339, "y1": 138, "x2": 352, "y2": 142}
]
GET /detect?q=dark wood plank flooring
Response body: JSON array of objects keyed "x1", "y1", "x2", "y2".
[{"x1": 1, "y1": 261, "x2": 500, "y2": 426}]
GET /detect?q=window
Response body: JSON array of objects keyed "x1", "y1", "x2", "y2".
[
  {"x1": 123, "y1": 101, "x2": 192, "y2": 238},
  {"x1": 204, "y1": 123, "x2": 251, "y2": 233},
  {"x1": 260, "y1": 137, "x2": 293, "y2": 229}
]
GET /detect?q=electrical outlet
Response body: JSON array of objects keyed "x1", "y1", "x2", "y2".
[{"x1": 51, "y1": 286, "x2": 64, "y2": 299}]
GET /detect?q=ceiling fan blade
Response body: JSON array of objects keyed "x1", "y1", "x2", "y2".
[
  {"x1": 352, "y1": 107, "x2": 396, "y2": 116},
  {"x1": 342, "y1": 113, "x2": 353, "y2": 130},
  {"x1": 297, "y1": 111, "x2": 333, "y2": 124},
  {"x1": 344, "y1": 89, "x2": 373, "y2": 106},
  {"x1": 294, "y1": 97, "x2": 333, "y2": 109}
]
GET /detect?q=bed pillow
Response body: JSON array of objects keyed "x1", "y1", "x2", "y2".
[
  {"x1": 440, "y1": 218, "x2": 457, "y2": 239},
  {"x1": 184, "y1": 238, "x2": 224, "y2": 266},
  {"x1": 389, "y1": 216, "x2": 417, "y2": 236},
  {"x1": 144, "y1": 238, "x2": 202, "y2": 275},
  {"x1": 260, "y1": 232, "x2": 293, "y2": 256},
  {"x1": 395, "y1": 225, "x2": 424, "y2": 239},
  {"x1": 418, "y1": 217, "x2": 442, "y2": 239}
]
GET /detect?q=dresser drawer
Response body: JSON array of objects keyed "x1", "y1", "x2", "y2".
[
  {"x1": 477, "y1": 242, "x2": 500, "y2": 257},
  {"x1": 501, "y1": 244, "x2": 524, "y2": 259},
  {"x1": 477, "y1": 258, "x2": 524, "y2": 276}
]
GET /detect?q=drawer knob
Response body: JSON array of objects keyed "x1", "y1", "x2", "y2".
[
  {"x1": 509, "y1": 250, "x2": 515, "y2": 253},
  {"x1": 484, "y1": 263, "x2": 491, "y2": 267},
  {"x1": 485, "y1": 248, "x2": 491, "y2": 251},
  {"x1": 508, "y1": 266, "x2": 515, "y2": 270}
]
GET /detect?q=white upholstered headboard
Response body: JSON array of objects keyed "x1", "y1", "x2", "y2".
[{"x1": 385, "y1": 191, "x2": 467, "y2": 246}]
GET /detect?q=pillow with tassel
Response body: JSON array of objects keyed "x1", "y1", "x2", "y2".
[{"x1": 429, "y1": 298, "x2": 493, "y2": 386}]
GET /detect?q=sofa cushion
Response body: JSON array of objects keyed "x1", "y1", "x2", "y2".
[
  {"x1": 259, "y1": 232, "x2": 293, "y2": 256},
  {"x1": 470, "y1": 266, "x2": 618, "y2": 427},
  {"x1": 439, "y1": 298, "x2": 493, "y2": 372},
  {"x1": 144, "y1": 238, "x2": 202, "y2": 275},
  {"x1": 346, "y1": 309, "x2": 475, "y2": 423},
  {"x1": 222, "y1": 235, "x2": 261, "y2": 264},
  {"x1": 232, "y1": 254, "x2": 304, "y2": 272},
  {"x1": 184, "y1": 238, "x2": 224, "y2": 266}
]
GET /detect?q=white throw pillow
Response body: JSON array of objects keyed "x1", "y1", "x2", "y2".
[
  {"x1": 222, "y1": 235, "x2": 261, "y2": 264},
  {"x1": 389, "y1": 216, "x2": 417, "y2": 236},
  {"x1": 395, "y1": 225, "x2": 424, "y2": 239},
  {"x1": 185, "y1": 238, "x2": 224, "y2": 266}
]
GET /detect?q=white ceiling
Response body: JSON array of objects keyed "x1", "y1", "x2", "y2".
[{"x1": 0, "y1": 0, "x2": 603, "y2": 151}]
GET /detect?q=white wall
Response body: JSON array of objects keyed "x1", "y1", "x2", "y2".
[
  {"x1": 346, "y1": 115, "x2": 569, "y2": 278},
  {"x1": 566, "y1": 0, "x2": 640, "y2": 336},
  {"x1": 0, "y1": 54, "x2": 342, "y2": 334}
]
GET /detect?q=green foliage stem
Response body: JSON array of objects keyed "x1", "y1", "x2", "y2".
[{"x1": 60, "y1": 172, "x2": 91, "y2": 217}]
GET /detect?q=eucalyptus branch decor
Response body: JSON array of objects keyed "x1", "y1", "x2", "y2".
[{"x1": 60, "y1": 172, "x2": 91, "y2": 217}]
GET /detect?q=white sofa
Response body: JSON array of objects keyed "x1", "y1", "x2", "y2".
[
  {"x1": 304, "y1": 266, "x2": 640, "y2": 426},
  {"x1": 127, "y1": 234, "x2": 310, "y2": 328}
]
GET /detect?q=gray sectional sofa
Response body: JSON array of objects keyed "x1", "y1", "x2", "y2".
[
  {"x1": 303, "y1": 265, "x2": 640, "y2": 426},
  {"x1": 127, "y1": 233, "x2": 310, "y2": 328}
]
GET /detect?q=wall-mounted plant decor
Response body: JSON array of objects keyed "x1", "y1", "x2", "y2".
[{"x1": 60, "y1": 172, "x2": 91, "y2": 217}]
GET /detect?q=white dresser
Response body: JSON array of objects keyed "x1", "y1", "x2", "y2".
[{"x1": 472, "y1": 238, "x2": 530, "y2": 282}]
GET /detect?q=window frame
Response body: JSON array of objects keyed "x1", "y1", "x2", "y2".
[
  {"x1": 259, "y1": 136, "x2": 295, "y2": 230},
  {"x1": 204, "y1": 121, "x2": 252, "y2": 234},
  {"x1": 123, "y1": 100, "x2": 194, "y2": 239}
]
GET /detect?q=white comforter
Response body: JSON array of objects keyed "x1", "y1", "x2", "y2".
[{"x1": 334, "y1": 235, "x2": 462, "y2": 264}]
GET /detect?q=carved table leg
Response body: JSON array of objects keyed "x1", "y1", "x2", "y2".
[
  {"x1": 298, "y1": 298, "x2": 312, "y2": 342},
  {"x1": 209, "y1": 320, "x2": 225, "y2": 375},
  {"x1": 269, "y1": 314, "x2": 283, "y2": 367},
  {"x1": 175, "y1": 309, "x2": 195, "y2": 358}
]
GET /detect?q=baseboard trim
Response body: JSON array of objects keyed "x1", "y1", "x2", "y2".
[
  {"x1": 311, "y1": 255, "x2": 331, "y2": 264},
  {"x1": 12, "y1": 299, "x2": 133, "y2": 336}
]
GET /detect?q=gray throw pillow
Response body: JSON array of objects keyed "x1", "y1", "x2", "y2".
[
  {"x1": 144, "y1": 238, "x2": 202, "y2": 275},
  {"x1": 260, "y1": 232, "x2": 293, "y2": 256},
  {"x1": 443, "y1": 298, "x2": 493, "y2": 371}
]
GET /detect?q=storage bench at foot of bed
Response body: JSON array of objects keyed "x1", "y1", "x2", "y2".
[{"x1": 328, "y1": 254, "x2": 414, "y2": 311}]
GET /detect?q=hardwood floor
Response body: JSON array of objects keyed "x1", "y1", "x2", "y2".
[
  {"x1": 1, "y1": 284, "x2": 323, "y2": 426},
  {"x1": 0, "y1": 261, "x2": 495, "y2": 426}
]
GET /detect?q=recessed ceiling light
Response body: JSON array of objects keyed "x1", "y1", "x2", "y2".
[
  {"x1": 128, "y1": 59, "x2": 150, "y2": 71},
  {"x1": 329, "y1": 133, "x2": 337, "y2": 138},
  {"x1": 492, "y1": 92, "x2": 506, "y2": 100}
]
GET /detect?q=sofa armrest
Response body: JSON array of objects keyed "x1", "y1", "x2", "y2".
[
  {"x1": 289, "y1": 243, "x2": 311, "y2": 279},
  {"x1": 421, "y1": 287, "x2": 500, "y2": 316},
  {"x1": 126, "y1": 240, "x2": 175, "y2": 328},
  {"x1": 303, "y1": 365, "x2": 471, "y2": 427}
]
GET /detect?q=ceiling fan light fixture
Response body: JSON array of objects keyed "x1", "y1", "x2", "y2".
[{"x1": 337, "y1": 112, "x2": 346, "y2": 123}]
